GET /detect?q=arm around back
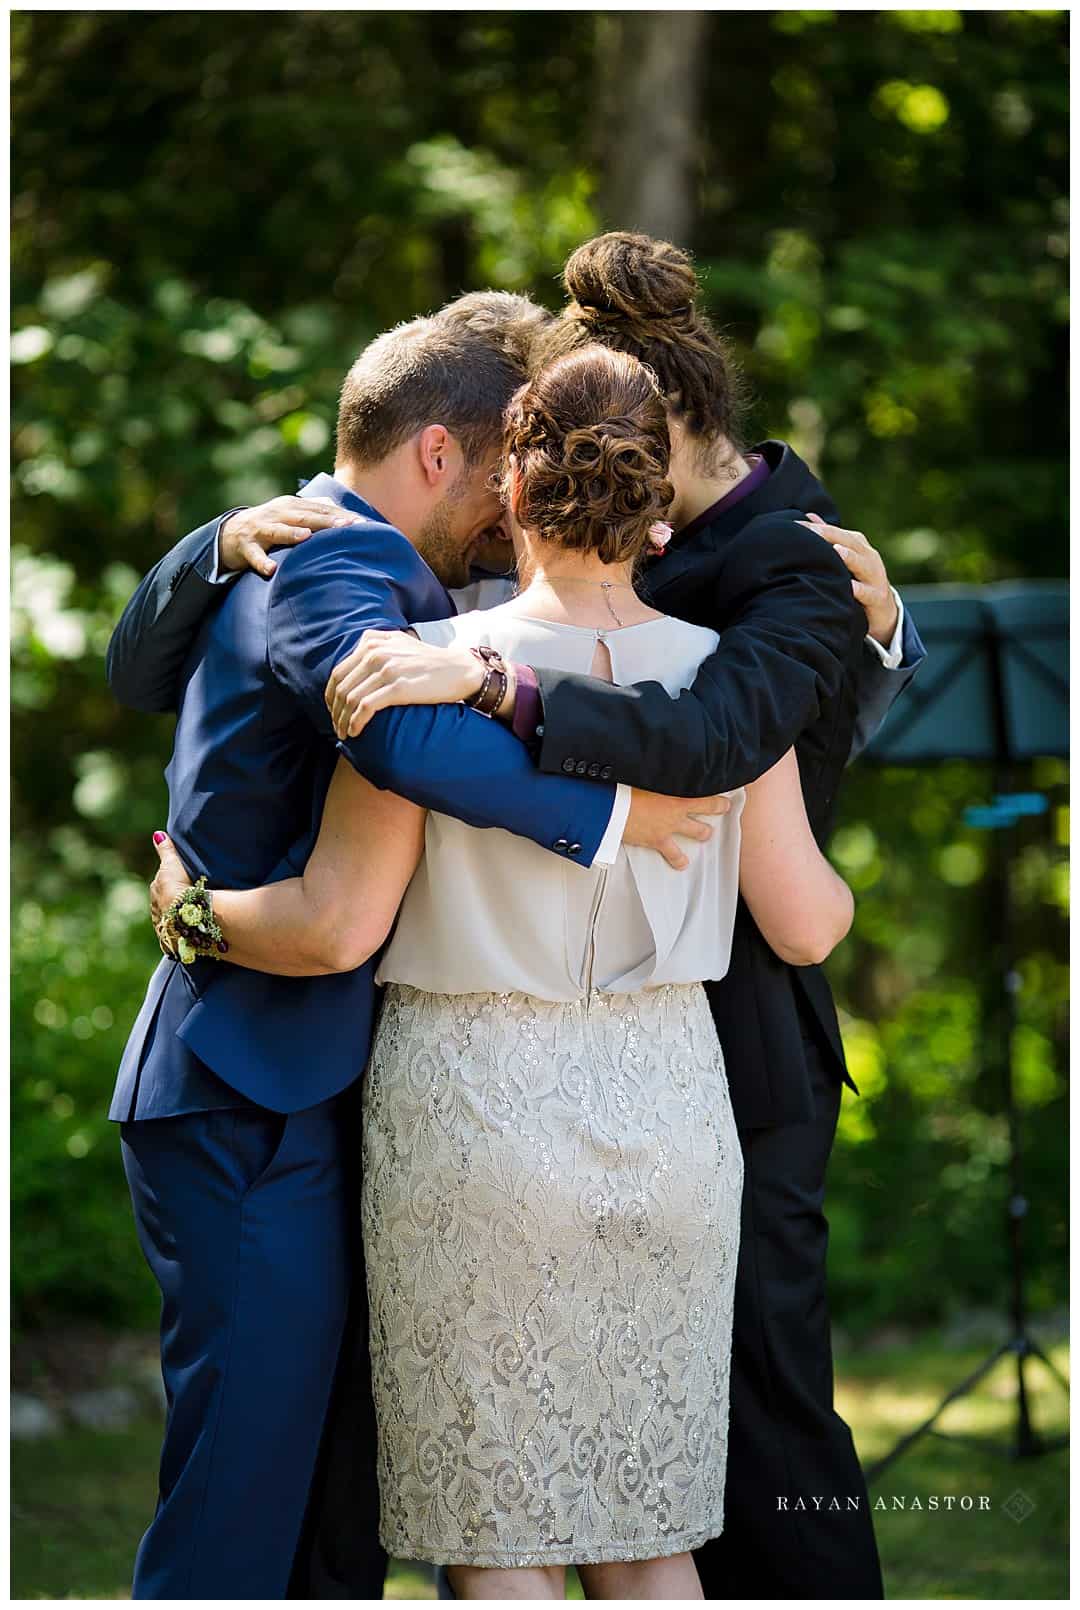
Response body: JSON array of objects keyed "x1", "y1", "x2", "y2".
[
  {"x1": 847, "y1": 602, "x2": 928, "y2": 764},
  {"x1": 533, "y1": 512, "x2": 864, "y2": 797},
  {"x1": 738, "y1": 748, "x2": 854, "y2": 966},
  {"x1": 267, "y1": 525, "x2": 616, "y2": 866},
  {"x1": 105, "y1": 517, "x2": 237, "y2": 712},
  {"x1": 152, "y1": 758, "x2": 427, "y2": 977}
]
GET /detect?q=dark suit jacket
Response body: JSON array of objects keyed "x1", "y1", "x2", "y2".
[
  {"x1": 107, "y1": 447, "x2": 925, "y2": 1131},
  {"x1": 531, "y1": 441, "x2": 925, "y2": 1128}
]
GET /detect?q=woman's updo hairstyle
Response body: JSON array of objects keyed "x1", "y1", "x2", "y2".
[
  {"x1": 502, "y1": 345, "x2": 673, "y2": 567},
  {"x1": 536, "y1": 230, "x2": 747, "y2": 455}
]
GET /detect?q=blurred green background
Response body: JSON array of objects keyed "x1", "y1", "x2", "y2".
[{"x1": 10, "y1": 9, "x2": 1068, "y2": 1600}]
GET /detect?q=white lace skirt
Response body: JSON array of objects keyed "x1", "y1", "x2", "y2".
[{"x1": 361, "y1": 982, "x2": 743, "y2": 1568}]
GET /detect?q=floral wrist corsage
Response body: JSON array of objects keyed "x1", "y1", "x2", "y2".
[{"x1": 157, "y1": 876, "x2": 228, "y2": 965}]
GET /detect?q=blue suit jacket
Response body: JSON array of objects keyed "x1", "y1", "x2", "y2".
[
  {"x1": 110, "y1": 477, "x2": 614, "y2": 1122},
  {"x1": 108, "y1": 454, "x2": 927, "y2": 1130}
]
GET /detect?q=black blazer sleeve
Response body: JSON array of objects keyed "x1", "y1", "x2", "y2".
[
  {"x1": 105, "y1": 514, "x2": 241, "y2": 713},
  {"x1": 534, "y1": 511, "x2": 864, "y2": 796}
]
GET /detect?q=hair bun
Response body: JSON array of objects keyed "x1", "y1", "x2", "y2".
[
  {"x1": 502, "y1": 345, "x2": 673, "y2": 567},
  {"x1": 537, "y1": 231, "x2": 746, "y2": 448},
  {"x1": 563, "y1": 231, "x2": 698, "y2": 325}
]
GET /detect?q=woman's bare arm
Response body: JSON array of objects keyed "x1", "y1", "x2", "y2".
[
  {"x1": 151, "y1": 757, "x2": 426, "y2": 976},
  {"x1": 738, "y1": 749, "x2": 854, "y2": 967}
]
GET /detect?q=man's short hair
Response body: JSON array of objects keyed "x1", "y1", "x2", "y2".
[
  {"x1": 335, "y1": 315, "x2": 525, "y2": 469},
  {"x1": 436, "y1": 290, "x2": 555, "y2": 375}
]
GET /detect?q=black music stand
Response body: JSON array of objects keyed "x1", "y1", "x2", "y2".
[{"x1": 859, "y1": 583, "x2": 1069, "y2": 1477}]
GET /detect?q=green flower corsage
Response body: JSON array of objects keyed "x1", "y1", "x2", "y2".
[{"x1": 157, "y1": 876, "x2": 228, "y2": 964}]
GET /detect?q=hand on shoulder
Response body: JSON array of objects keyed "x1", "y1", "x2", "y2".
[
  {"x1": 798, "y1": 512, "x2": 900, "y2": 647},
  {"x1": 219, "y1": 495, "x2": 356, "y2": 579}
]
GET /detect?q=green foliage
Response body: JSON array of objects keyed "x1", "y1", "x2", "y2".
[
  {"x1": 11, "y1": 11, "x2": 1067, "y2": 1331},
  {"x1": 823, "y1": 758, "x2": 1068, "y2": 1331},
  {"x1": 11, "y1": 841, "x2": 163, "y2": 1328}
]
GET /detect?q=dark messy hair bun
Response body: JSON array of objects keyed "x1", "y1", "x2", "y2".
[
  {"x1": 538, "y1": 230, "x2": 747, "y2": 452},
  {"x1": 503, "y1": 345, "x2": 673, "y2": 567},
  {"x1": 565, "y1": 231, "x2": 697, "y2": 326}
]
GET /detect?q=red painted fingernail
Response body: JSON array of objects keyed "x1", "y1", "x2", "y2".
[{"x1": 153, "y1": 832, "x2": 166, "y2": 845}]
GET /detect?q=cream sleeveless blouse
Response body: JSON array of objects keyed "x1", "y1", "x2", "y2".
[{"x1": 375, "y1": 603, "x2": 745, "y2": 1000}]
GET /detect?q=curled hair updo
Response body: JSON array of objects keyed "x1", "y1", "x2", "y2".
[
  {"x1": 536, "y1": 230, "x2": 747, "y2": 456},
  {"x1": 502, "y1": 345, "x2": 673, "y2": 566}
]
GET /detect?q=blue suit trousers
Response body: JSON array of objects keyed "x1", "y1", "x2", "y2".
[{"x1": 121, "y1": 1098, "x2": 351, "y2": 1599}]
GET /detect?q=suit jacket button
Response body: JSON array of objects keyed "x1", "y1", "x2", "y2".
[
  {"x1": 569, "y1": 842, "x2": 582, "y2": 856},
  {"x1": 587, "y1": 762, "x2": 600, "y2": 778},
  {"x1": 575, "y1": 760, "x2": 587, "y2": 776},
  {"x1": 561, "y1": 758, "x2": 576, "y2": 774},
  {"x1": 553, "y1": 838, "x2": 569, "y2": 851},
  {"x1": 600, "y1": 765, "x2": 613, "y2": 780}
]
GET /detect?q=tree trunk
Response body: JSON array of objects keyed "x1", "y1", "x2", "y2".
[{"x1": 595, "y1": 11, "x2": 710, "y2": 248}]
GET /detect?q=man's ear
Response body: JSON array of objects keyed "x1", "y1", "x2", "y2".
[{"x1": 417, "y1": 424, "x2": 452, "y2": 488}]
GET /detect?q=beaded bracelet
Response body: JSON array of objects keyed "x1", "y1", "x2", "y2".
[{"x1": 157, "y1": 876, "x2": 228, "y2": 965}]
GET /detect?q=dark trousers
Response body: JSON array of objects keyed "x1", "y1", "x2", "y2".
[
  {"x1": 288, "y1": 1078, "x2": 389, "y2": 1600},
  {"x1": 693, "y1": 1044, "x2": 883, "y2": 1599},
  {"x1": 121, "y1": 1100, "x2": 351, "y2": 1600}
]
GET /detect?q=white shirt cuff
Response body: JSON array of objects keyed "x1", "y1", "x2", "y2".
[
  {"x1": 207, "y1": 531, "x2": 228, "y2": 585},
  {"x1": 205, "y1": 509, "x2": 249, "y2": 584},
  {"x1": 593, "y1": 782, "x2": 632, "y2": 865},
  {"x1": 865, "y1": 588, "x2": 905, "y2": 669}
]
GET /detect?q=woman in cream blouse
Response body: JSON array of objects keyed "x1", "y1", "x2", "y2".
[{"x1": 150, "y1": 347, "x2": 854, "y2": 1600}]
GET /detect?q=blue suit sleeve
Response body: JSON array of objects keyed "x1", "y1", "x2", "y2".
[
  {"x1": 267, "y1": 528, "x2": 615, "y2": 867},
  {"x1": 847, "y1": 606, "x2": 928, "y2": 764},
  {"x1": 106, "y1": 513, "x2": 240, "y2": 712}
]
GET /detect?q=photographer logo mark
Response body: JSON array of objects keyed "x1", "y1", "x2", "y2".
[{"x1": 1002, "y1": 1489, "x2": 1037, "y2": 1525}]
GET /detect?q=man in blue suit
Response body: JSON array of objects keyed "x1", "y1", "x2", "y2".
[
  {"x1": 110, "y1": 291, "x2": 926, "y2": 1602},
  {"x1": 110, "y1": 313, "x2": 719, "y2": 1599}
]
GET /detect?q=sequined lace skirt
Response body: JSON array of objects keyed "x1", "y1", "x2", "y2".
[{"x1": 361, "y1": 982, "x2": 743, "y2": 1568}]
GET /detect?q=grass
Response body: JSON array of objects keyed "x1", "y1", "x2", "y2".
[
  {"x1": 12, "y1": 1419, "x2": 161, "y2": 1601},
  {"x1": 840, "y1": 1335, "x2": 1069, "y2": 1601},
  {"x1": 11, "y1": 1334, "x2": 1068, "y2": 1600}
]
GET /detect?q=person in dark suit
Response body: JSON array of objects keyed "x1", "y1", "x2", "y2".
[
  {"x1": 108, "y1": 264, "x2": 924, "y2": 1597},
  {"x1": 107, "y1": 313, "x2": 725, "y2": 1600},
  {"x1": 321, "y1": 241, "x2": 927, "y2": 1601}
]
